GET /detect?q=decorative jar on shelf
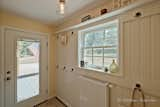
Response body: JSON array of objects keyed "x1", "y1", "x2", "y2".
[{"x1": 109, "y1": 59, "x2": 119, "y2": 73}]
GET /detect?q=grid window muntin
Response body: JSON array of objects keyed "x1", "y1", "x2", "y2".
[{"x1": 79, "y1": 20, "x2": 119, "y2": 70}]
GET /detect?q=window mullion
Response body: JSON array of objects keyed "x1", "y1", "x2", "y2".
[
  {"x1": 83, "y1": 45, "x2": 117, "y2": 49},
  {"x1": 103, "y1": 29, "x2": 105, "y2": 67},
  {"x1": 92, "y1": 47, "x2": 93, "y2": 64},
  {"x1": 81, "y1": 34, "x2": 85, "y2": 61},
  {"x1": 103, "y1": 48, "x2": 104, "y2": 67}
]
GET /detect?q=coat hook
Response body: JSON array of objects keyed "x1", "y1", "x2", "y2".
[
  {"x1": 134, "y1": 12, "x2": 142, "y2": 17},
  {"x1": 135, "y1": 83, "x2": 142, "y2": 91},
  {"x1": 71, "y1": 68, "x2": 74, "y2": 72},
  {"x1": 71, "y1": 32, "x2": 74, "y2": 35},
  {"x1": 63, "y1": 66, "x2": 66, "y2": 70}
]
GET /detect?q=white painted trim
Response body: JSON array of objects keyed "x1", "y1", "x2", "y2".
[
  {"x1": 2, "y1": 26, "x2": 50, "y2": 36},
  {"x1": 78, "y1": 19, "x2": 118, "y2": 33},
  {"x1": 55, "y1": 0, "x2": 156, "y2": 33},
  {"x1": 56, "y1": 96, "x2": 70, "y2": 107},
  {"x1": 47, "y1": 35, "x2": 51, "y2": 99},
  {"x1": 47, "y1": 95, "x2": 56, "y2": 101},
  {"x1": 77, "y1": 19, "x2": 123, "y2": 77},
  {"x1": 0, "y1": 26, "x2": 50, "y2": 107},
  {"x1": 0, "y1": 27, "x2": 5, "y2": 107}
]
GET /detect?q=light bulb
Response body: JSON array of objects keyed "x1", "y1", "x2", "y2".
[{"x1": 60, "y1": 2, "x2": 65, "y2": 14}]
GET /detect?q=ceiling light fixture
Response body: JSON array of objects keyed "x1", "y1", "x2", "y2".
[{"x1": 59, "y1": 0, "x2": 65, "y2": 14}]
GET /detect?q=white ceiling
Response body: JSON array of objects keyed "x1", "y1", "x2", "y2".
[{"x1": 0, "y1": 0, "x2": 107, "y2": 25}]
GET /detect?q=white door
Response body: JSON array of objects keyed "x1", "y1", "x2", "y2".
[{"x1": 4, "y1": 29, "x2": 48, "y2": 107}]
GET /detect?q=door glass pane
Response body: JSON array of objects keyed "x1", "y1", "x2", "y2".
[{"x1": 17, "y1": 40, "x2": 40, "y2": 102}]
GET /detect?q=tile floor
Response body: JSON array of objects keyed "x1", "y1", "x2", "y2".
[{"x1": 36, "y1": 98, "x2": 66, "y2": 107}]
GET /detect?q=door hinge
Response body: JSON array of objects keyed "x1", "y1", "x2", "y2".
[
  {"x1": 46, "y1": 42, "x2": 48, "y2": 47},
  {"x1": 46, "y1": 66, "x2": 48, "y2": 71}
]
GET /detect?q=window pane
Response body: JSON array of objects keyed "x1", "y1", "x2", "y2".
[
  {"x1": 17, "y1": 40, "x2": 40, "y2": 102},
  {"x1": 104, "y1": 48, "x2": 117, "y2": 57},
  {"x1": 104, "y1": 25, "x2": 118, "y2": 46},
  {"x1": 84, "y1": 24, "x2": 118, "y2": 47},
  {"x1": 93, "y1": 48, "x2": 103, "y2": 56},
  {"x1": 93, "y1": 57, "x2": 103, "y2": 67},
  {"x1": 84, "y1": 30, "x2": 104, "y2": 47},
  {"x1": 84, "y1": 32, "x2": 94, "y2": 47},
  {"x1": 84, "y1": 56, "x2": 92, "y2": 65},
  {"x1": 84, "y1": 48, "x2": 92, "y2": 56},
  {"x1": 92, "y1": 30, "x2": 104, "y2": 47}
]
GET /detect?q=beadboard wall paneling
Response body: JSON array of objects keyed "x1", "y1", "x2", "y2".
[{"x1": 56, "y1": 1, "x2": 160, "y2": 107}]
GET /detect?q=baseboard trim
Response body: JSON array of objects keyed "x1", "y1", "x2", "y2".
[
  {"x1": 34, "y1": 100, "x2": 49, "y2": 107},
  {"x1": 47, "y1": 95, "x2": 56, "y2": 100},
  {"x1": 55, "y1": 96, "x2": 68, "y2": 107},
  {"x1": 34, "y1": 96, "x2": 55, "y2": 106},
  {"x1": 34, "y1": 96, "x2": 68, "y2": 107}
]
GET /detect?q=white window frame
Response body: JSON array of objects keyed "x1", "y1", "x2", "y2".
[{"x1": 78, "y1": 20, "x2": 119, "y2": 71}]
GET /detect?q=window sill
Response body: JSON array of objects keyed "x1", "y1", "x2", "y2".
[{"x1": 77, "y1": 67, "x2": 123, "y2": 77}]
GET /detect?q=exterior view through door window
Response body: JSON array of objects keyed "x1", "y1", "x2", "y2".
[{"x1": 17, "y1": 40, "x2": 40, "y2": 102}]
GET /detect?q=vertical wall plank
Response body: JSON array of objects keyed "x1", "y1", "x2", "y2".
[
  {"x1": 151, "y1": 14, "x2": 160, "y2": 81},
  {"x1": 139, "y1": 17, "x2": 151, "y2": 81}
]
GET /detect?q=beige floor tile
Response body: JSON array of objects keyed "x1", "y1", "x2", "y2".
[{"x1": 37, "y1": 98, "x2": 66, "y2": 107}]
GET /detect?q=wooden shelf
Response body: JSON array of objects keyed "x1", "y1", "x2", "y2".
[{"x1": 56, "y1": 0, "x2": 155, "y2": 33}]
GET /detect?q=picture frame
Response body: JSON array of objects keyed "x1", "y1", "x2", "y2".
[
  {"x1": 121, "y1": 0, "x2": 131, "y2": 7},
  {"x1": 59, "y1": 34, "x2": 68, "y2": 46},
  {"x1": 113, "y1": 0, "x2": 121, "y2": 9}
]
